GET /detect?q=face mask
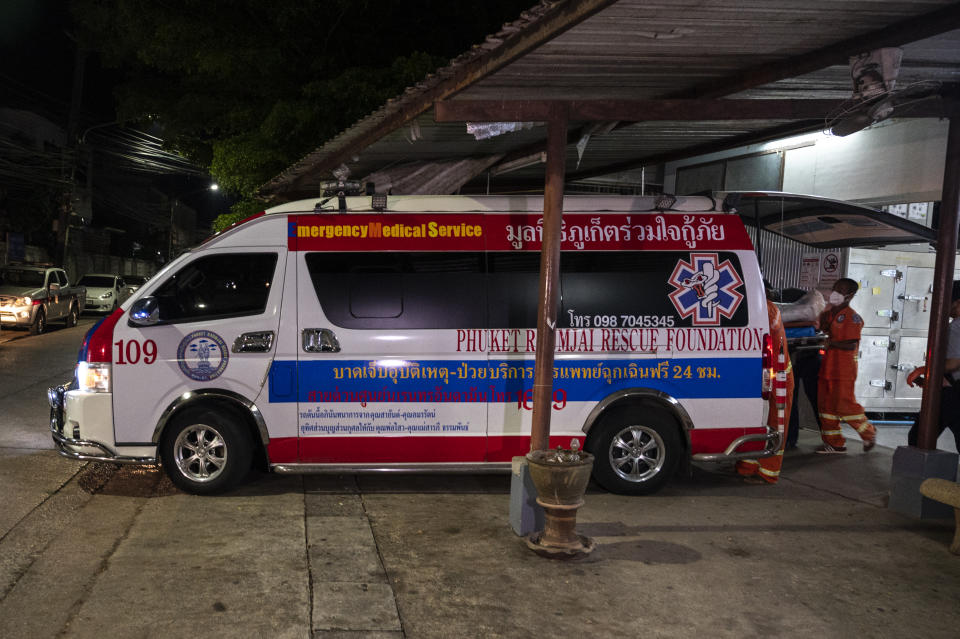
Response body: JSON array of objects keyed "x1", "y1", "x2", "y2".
[{"x1": 829, "y1": 291, "x2": 845, "y2": 305}]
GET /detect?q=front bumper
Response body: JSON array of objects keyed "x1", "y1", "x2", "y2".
[
  {"x1": 690, "y1": 427, "x2": 782, "y2": 463},
  {"x1": 48, "y1": 383, "x2": 156, "y2": 464},
  {"x1": 84, "y1": 300, "x2": 114, "y2": 312},
  {"x1": 0, "y1": 306, "x2": 36, "y2": 327}
]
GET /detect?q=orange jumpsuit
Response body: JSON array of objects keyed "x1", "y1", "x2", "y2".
[
  {"x1": 816, "y1": 306, "x2": 876, "y2": 448},
  {"x1": 737, "y1": 301, "x2": 794, "y2": 483}
]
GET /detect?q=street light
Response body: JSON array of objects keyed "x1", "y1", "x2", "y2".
[{"x1": 168, "y1": 183, "x2": 220, "y2": 261}]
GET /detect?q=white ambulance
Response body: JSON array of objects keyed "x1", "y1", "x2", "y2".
[{"x1": 49, "y1": 194, "x2": 782, "y2": 495}]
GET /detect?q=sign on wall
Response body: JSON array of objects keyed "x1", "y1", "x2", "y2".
[{"x1": 798, "y1": 251, "x2": 843, "y2": 291}]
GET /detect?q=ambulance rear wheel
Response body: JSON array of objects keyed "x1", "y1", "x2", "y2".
[
  {"x1": 161, "y1": 409, "x2": 252, "y2": 495},
  {"x1": 589, "y1": 407, "x2": 681, "y2": 495}
]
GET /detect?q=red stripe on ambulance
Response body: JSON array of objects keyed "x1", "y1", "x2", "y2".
[
  {"x1": 288, "y1": 213, "x2": 754, "y2": 252},
  {"x1": 85, "y1": 308, "x2": 125, "y2": 363},
  {"x1": 266, "y1": 430, "x2": 761, "y2": 464}
]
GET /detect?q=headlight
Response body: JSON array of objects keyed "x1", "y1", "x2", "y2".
[
  {"x1": 100, "y1": 291, "x2": 114, "y2": 299},
  {"x1": 14, "y1": 296, "x2": 32, "y2": 307},
  {"x1": 77, "y1": 362, "x2": 111, "y2": 392}
]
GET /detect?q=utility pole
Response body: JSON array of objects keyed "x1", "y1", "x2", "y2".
[{"x1": 59, "y1": 37, "x2": 86, "y2": 267}]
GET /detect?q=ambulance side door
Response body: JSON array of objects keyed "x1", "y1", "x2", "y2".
[
  {"x1": 294, "y1": 245, "x2": 489, "y2": 464},
  {"x1": 112, "y1": 248, "x2": 286, "y2": 445}
]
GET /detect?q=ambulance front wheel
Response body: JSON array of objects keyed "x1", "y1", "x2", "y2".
[
  {"x1": 588, "y1": 407, "x2": 681, "y2": 495},
  {"x1": 160, "y1": 408, "x2": 252, "y2": 495}
]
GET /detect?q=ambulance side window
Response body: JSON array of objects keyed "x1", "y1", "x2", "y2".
[
  {"x1": 487, "y1": 252, "x2": 540, "y2": 328},
  {"x1": 305, "y1": 252, "x2": 486, "y2": 329},
  {"x1": 152, "y1": 252, "x2": 278, "y2": 323},
  {"x1": 485, "y1": 252, "x2": 685, "y2": 329},
  {"x1": 560, "y1": 251, "x2": 749, "y2": 327},
  {"x1": 560, "y1": 251, "x2": 680, "y2": 326}
]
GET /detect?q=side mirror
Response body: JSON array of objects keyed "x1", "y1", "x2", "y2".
[{"x1": 129, "y1": 296, "x2": 160, "y2": 326}]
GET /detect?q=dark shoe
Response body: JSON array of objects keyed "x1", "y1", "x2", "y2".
[
  {"x1": 815, "y1": 444, "x2": 847, "y2": 455},
  {"x1": 863, "y1": 438, "x2": 876, "y2": 452}
]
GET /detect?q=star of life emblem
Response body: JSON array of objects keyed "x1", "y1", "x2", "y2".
[{"x1": 667, "y1": 252, "x2": 744, "y2": 326}]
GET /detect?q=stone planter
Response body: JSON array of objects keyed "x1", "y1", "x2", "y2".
[{"x1": 525, "y1": 448, "x2": 596, "y2": 558}]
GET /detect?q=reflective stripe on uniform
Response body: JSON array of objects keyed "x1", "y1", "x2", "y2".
[{"x1": 759, "y1": 466, "x2": 780, "y2": 478}]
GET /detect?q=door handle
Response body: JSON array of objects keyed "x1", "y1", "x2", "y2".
[
  {"x1": 302, "y1": 328, "x2": 341, "y2": 353},
  {"x1": 880, "y1": 268, "x2": 903, "y2": 282},
  {"x1": 232, "y1": 331, "x2": 275, "y2": 353},
  {"x1": 876, "y1": 309, "x2": 899, "y2": 322}
]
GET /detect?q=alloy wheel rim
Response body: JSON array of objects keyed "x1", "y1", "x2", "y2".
[
  {"x1": 173, "y1": 424, "x2": 227, "y2": 483},
  {"x1": 608, "y1": 424, "x2": 666, "y2": 482}
]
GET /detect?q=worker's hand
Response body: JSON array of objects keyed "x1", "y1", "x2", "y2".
[{"x1": 906, "y1": 366, "x2": 926, "y2": 387}]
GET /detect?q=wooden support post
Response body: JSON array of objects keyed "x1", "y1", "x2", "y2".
[
  {"x1": 917, "y1": 117, "x2": 960, "y2": 450},
  {"x1": 529, "y1": 104, "x2": 568, "y2": 453}
]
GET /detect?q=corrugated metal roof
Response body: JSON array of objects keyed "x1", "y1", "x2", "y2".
[{"x1": 258, "y1": 0, "x2": 960, "y2": 202}]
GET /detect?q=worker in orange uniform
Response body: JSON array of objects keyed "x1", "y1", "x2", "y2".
[
  {"x1": 738, "y1": 286, "x2": 794, "y2": 483},
  {"x1": 816, "y1": 278, "x2": 876, "y2": 453}
]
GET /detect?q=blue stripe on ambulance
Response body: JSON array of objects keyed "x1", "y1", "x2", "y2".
[
  {"x1": 269, "y1": 358, "x2": 760, "y2": 403},
  {"x1": 77, "y1": 315, "x2": 109, "y2": 364}
]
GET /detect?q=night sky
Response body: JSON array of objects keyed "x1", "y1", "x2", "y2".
[
  {"x1": 0, "y1": 0, "x2": 116, "y2": 126},
  {"x1": 0, "y1": 0, "x2": 227, "y2": 247}
]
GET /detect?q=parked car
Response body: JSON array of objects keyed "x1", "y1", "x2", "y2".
[
  {"x1": 123, "y1": 275, "x2": 148, "y2": 294},
  {"x1": 0, "y1": 265, "x2": 85, "y2": 334},
  {"x1": 77, "y1": 273, "x2": 130, "y2": 313}
]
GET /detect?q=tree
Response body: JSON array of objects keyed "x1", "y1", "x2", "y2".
[{"x1": 70, "y1": 0, "x2": 533, "y2": 220}]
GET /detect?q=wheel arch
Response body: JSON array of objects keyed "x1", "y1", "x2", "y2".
[
  {"x1": 582, "y1": 388, "x2": 693, "y2": 452},
  {"x1": 152, "y1": 389, "x2": 269, "y2": 454}
]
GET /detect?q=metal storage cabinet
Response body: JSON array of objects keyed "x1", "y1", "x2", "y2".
[{"x1": 846, "y1": 248, "x2": 958, "y2": 414}]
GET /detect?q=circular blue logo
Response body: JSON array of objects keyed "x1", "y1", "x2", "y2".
[{"x1": 177, "y1": 330, "x2": 229, "y2": 381}]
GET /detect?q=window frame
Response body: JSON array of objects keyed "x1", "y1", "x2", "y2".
[{"x1": 145, "y1": 251, "x2": 280, "y2": 326}]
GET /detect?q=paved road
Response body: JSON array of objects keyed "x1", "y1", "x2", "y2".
[
  {"x1": 0, "y1": 317, "x2": 97, "y2": 538},
  {"x1": 1, "y1": 321, "x2": 959, "y2": 638}
]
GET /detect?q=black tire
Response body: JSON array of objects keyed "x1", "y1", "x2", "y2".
[
  {"x1": 65, "y1": 304, "x2": 79, "y2": 327},
  {"x1": 160, "y1": 408, "x2": 252, "y2": 495},
  {"x1": 30, "y1": 308, "x2": 46, "y2": 335},
  {"x1": 587, "y1": 406, "x2": 682, "y2": 495}
]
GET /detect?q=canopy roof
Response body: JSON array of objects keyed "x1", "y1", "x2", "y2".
[{"x1": 258, "y1": 0, "x2": 960, "y2": 203}]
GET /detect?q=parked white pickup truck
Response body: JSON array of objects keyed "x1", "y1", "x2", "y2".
[{"x1": 0, "y1": 266, "x2": 86, "y2": 334}]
